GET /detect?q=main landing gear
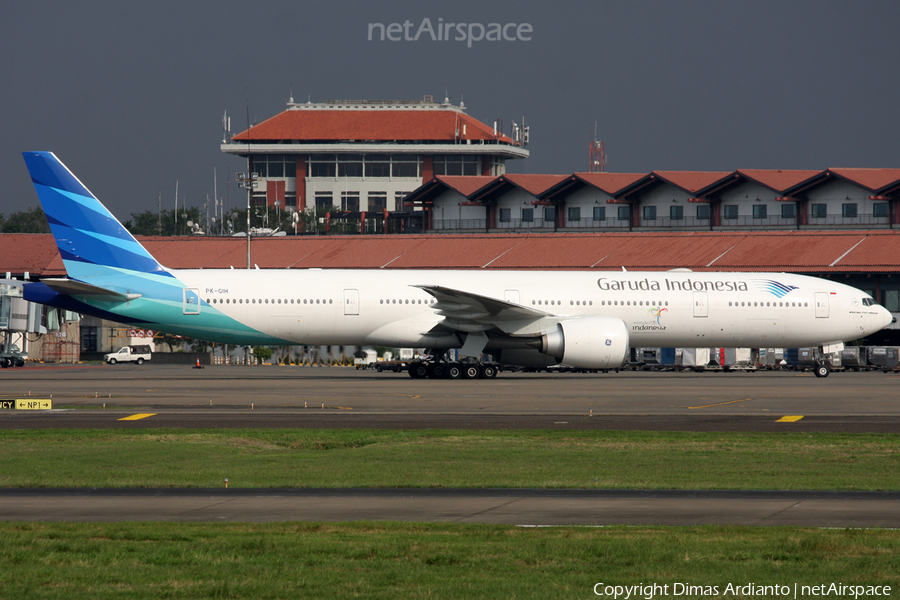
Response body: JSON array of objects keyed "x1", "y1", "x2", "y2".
[
  {"x1": 814, "y1": 359, "x2": 832, "y2": 378},
  {"x1": 408, "y1": 360, "x2": 499, "y2": 379}
]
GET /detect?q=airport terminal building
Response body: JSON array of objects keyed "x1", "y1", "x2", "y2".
[
  {"x1": 405, "y1": 169, "x2": 900, "y2": 233},
  {"x1": 220, "y1": 97, "x2": 528, "y2": 232}
]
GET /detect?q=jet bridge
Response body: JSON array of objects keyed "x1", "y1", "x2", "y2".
[{"x1": 0, "y1": 278, "x2": 79, "y2": 367}]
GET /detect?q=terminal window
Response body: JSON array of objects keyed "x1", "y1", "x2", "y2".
[
  {"x1": 80, "y1": 326, "x2": 98, "y2": 353},
  {"x1": 842, "y1": 203, "x2": 858, "y2": 218},
  {"x1": 543, "y1": 207, "x2": 556, "y2": 222},
  {"x1": 315, "y1": 192, "x2": 334, "y2": 210},
  {"x1": 499, "y1": 208, "x2": 511, "y2": 223},
  {"x1": 752, "y1": 204, "x2": 767, "y2": 219},
  {"x1": 642, "y1": 206, "x2": 656, "y2": 221},
  {"x1": 337, "y1": 155, "x2": 363, "y2": 178},
  {"x1": 309, "y1": 155, "x2": 337, "y2": 178},
  {"x1": 618, "y1": 206, "x2": 630, "y2": 221},
  {"x1": 874, "y1": 202, "x2": 889, "y2": 217},
  {"x1": 723, "y1": 205, "x2": 738, "y2": 220},
  {"x1": 884, "y1": 289, "x2": 899, "y2": 312},
  {"x1": 394, "y1": 191, "x2": 411, "y2": 210},
  {"x1": 341, "y1": 192, "x2": 360, "y2": 212},
  {"x1": 252, "y1": 154, "x2": 296, "y2": 178},
  {"x1": 367, "y1": 192, "x2": 387, "y2": 212},
  {"x1": 670, "y1": 205, "x2": 684, "y2": 220},
  {"x1": 568, "y1": 207, "x2": 581, "y2": 222},
  {"x1": 433, "y1": 155, "x2": 480, "y2": 176},
  {"x1": 593, "y1": 206, "x2": 606, "y2": 221},
  {"x1": 696, "y1": 205, "x2": 710, "y2": 220},
  {"x1": 309, "y1": 154, "x2": 421, "y2": 179},
  {"x1": 521, "y1": 208, "x2": 534, "y2": 222},
  {"x1": 811, "y1": 204, "x2": 827, "y2": 218},
  {"x1": 391, "y1": 155, "x2": 420, "y2": 178},
  {"x1": 782, "y1": 204, "x2": 796, "y2": 219},
  {"x1": 364, "y1": 158, "x2": 390, "y2": 178}
]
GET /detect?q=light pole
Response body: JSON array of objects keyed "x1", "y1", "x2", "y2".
[{"x1": 235, "y1": 171, "x2": 259, "y2": 269}]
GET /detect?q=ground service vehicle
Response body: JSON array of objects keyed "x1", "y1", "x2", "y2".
[{"x1": 103, "y1": 345, "x2": 151, "y2": 365}]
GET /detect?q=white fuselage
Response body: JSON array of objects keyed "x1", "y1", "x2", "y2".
[{"x1": 170, "y1": 269, "x2": 890, "y2": 350}]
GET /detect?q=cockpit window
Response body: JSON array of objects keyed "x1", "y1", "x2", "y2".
[{"x1": 862, "y1": 298, "x2": 878, "y2": 306}]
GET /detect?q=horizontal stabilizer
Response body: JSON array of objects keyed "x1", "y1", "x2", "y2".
[{"x1": 41, "y1": 278, "x2": 141, "y2": 302}]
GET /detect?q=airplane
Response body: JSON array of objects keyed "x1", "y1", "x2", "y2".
[{"x1": 18, "y1": 151, "x2": 893, "y2": 379}]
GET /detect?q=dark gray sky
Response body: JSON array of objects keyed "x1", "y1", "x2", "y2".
[{"x1": 2, "y1": 1, "x2": 897, "y2": 218}]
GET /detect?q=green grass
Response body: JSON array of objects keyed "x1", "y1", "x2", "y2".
[
  {"x1": 0, "y1": 522, "x2": 897, "y2": 600},
  {"x1": 0, "y1": 429, "x2": 898, "y2": 490}
]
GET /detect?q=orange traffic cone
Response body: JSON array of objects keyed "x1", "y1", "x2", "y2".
[{"x1": 193, "y1": 358, "x2": 204, "y2": 369}]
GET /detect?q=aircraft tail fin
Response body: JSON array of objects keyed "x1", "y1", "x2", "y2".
[{"x1": 22, "y1": 152, "x2": 172, "y2": 280}]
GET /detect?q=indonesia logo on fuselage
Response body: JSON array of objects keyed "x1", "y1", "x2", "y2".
[
  {"x1": 648, "y1": 307, "x2": 668, "y2": 325},
  {"x1": 753, "y1": 279, "x2": 799, "y2": 298}
]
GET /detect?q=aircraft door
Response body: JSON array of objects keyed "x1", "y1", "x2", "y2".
[
  {"x1": 504, "y1": 290, "x2": 520, "y2": 304},
  {"x1": 815, "y1": 292, "x2": 829, "y2": 318},
  {"x1": 343, "y1": 289, "x2": 359, "y2": 316},
  {"x1": 183, "y1": 288, "x2": 200, "y2": 315},
  {"x1": 692, "y1": 291, "x2": 708, "y2": 318}
]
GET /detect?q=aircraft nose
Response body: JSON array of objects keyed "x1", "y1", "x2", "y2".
[{"x1": 881, "y1": 306, "x2": 894, "y2": 329}]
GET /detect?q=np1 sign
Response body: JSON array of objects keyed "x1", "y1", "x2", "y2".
[{"x1": 0, "y1": 399, "x2": 53, "y2": 410}]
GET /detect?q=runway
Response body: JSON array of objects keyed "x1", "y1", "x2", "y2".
[
  {"x1": 1, "y1": 364, "x2": 899, "y2": 429},
  {"x1": 2, "y1": 364, "x2": 898, "y2": 526},
  {"x1": 5, "y1": 408, "x2": 900, "y2": 432},
  {"x1": 1, "y1": 488, "x2": 898, "y2": 527}
]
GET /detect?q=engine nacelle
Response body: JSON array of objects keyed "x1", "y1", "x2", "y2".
[{"x1": 540, "y1": 316, "x2": 630, "y2": 369}]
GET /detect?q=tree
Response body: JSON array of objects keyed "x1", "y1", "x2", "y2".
[
  {"x1": 252, "y1": 347, "x2": 272, "y2": 363},
  {"x1": 1, "y1": 206, "x2": 50, "y2": 233},
  {"x1": 125, "y1": 210, "x2": 172, "y2": 236},
  {"x1": 124, "y1": 207, "x2": 203, "y2": 236}
]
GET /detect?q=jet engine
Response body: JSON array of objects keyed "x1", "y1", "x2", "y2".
[{"x1": 540, "y1": 316, "x2": 630, "y2": 369}]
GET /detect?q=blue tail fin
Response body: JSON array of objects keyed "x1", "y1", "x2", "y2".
[{"x1": 22, "y1": 152, "x2": 171, "y2": 279}]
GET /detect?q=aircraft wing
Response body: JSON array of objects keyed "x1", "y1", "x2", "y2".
[
  {"x1": 414, "y1": 284, "x2": 549, "y2": 333},
  {"x1": 41, "y1": 278, "x2": 142, "y2": 302}
]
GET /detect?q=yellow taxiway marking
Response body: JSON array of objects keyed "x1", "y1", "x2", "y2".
[
  {"x1": 118, "y1": 413, "x2": 157, "y2": 421},
  {"x1": 776, "y1": 415, "x2": 804, "y2": 422},
  {"x1": 686, "y1": 399, "x2": 750, "y2": 410}
]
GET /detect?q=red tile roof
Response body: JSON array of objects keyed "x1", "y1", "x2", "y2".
[
  {"x1": 0, "y1": 234, "x2": 66, "y2": 277},
  {"x1": 6, "y1": 231, "x2": 900, "y2": 276},
  {"x1": 434, "y1": 176, "x2": 497, "y2": 197},
  {"x1": 501, "y1": 174, "x2": 569, "y2": 196},
  {"x1": 571, "y1": 172, "x2": 647, "y2": 195},
  {"x1": 737, "y1": 170, "x2": 824, "y2": 193},
  {"x1": 652, "y1": 171, "x2": 734, "y2": 194},
  {"x1": 232, "y1": 109, "x2": 516, "y2": 144},
  {"x1": 828, "y1": 169, "x2": 900, "y2": 192}
]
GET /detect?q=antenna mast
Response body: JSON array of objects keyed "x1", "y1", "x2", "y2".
[{"x1": 589, "y1": 122, "x2": 606, "y2": 173}]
